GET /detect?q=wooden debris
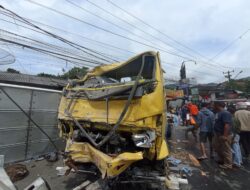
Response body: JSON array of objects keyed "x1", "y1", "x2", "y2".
[
  {"x1": 200, "y1": 170, "x2": 206, "y2": 176},
  {"x1": 188, "y1": 154, "x2": 200, "y2": 167}
]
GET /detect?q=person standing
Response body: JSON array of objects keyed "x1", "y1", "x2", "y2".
[
  {"x1": 213, "y1": 101, "x2": 233, "y2": 169},
  {"x1": 228, "y1": 106, "x2": 242, "y2": 168},
  {"x1": 197, "y1": 102, "x2": 215, "y2": 160},
  {"x1": 181, "y1": 105, "x2": 188, "y2": 126},
  {"x1": 235, "y1": 109, "x2": 250, "y2": 160}
]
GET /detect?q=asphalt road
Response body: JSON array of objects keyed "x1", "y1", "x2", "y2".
[
  {"x1": 172, "y1": 126, "x2": 250, "y2": 190},
  {"x1": 14, "y1": 159, "x2": 100, "y2": 190},
  {"x1": 13, "y1": 125, "x2": 250, "y2": 190}
]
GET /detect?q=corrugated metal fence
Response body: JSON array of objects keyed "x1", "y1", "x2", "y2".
[{"x1": 0, "y1": 83, "x2": 64, "y2": 163}]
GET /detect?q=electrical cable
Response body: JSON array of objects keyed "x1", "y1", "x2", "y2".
[
  {"x1": 24, "y1": 0, "x2": 226, "y2": 72},
  {"x1": 0, "y1": 29, "x2": 108, "y2": 65},
  {"x1": 106, "y1": 0, "x2": 206, "y2": 58},
  {"x1": 106, "y1": 0, "x2": 232, "y2": 70},
  {"x1": 0, "y1": 5, "x2": 118, "y2": 63},
  {"x1": 17, "y1": 0, "x2": 193, "y2": 60},
  {"x1": 0, "y1": 16, "x2": 123, "y2": 62},
  {"x1": 65, "y1": 0, "x2": 197, "y2": 59},
  {"x1": 0, "y1": 37, "x2": 103, "y2": 67},
  {"x1": 0, "y1": 5, "x2": 225, "y2": 78},
  {"x1": 0, "y1": 15, "x2": 135, "y2": 56},
  {"x1": 0, "y1": 9, "x2": 225, "y2": 74},
  {"x1": 209, "y1": 29, "x2": 250, "y2": 61}
]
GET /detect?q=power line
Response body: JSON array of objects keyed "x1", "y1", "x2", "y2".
[
  {"x1": 0, "y1": 5, "x2": 118, "y2": 64},
  {"x1": 106, "y1": 0, "x2": 204, "y2": 58},
  {"x1": 0, "y1": 15, "x2": 134, "y2": 57},
  {"x1": 105, "y1": 0, "x2": 229, "y2": 70},
  {"x1": 64, "y1": 0, "x2": 178, "y2": 54},
  {"x1": 0, "y1": 13, "x2": 223, "y2": 78},
  {"x1": 3, "y1": 44, "x2": 29, "y2": 74},
  {"x1": 0, "y1": 34, "x2": 103, "y2": 66},
  {"x1": 0, "y1": 16, "x2": 128, "y2": 63},
  {"x1": 1, "y1": 2, "x2": 222, "y2": 73},
  {"x1": 24, "y1": 0, "x2": 227, "y2": 72},
  {"x1": 0, "y1": 37, "x2": 103, "y2": 67},
  {"x1": 209, "y1": 29, "x2": 250, "y2": 61},
  {"x1": 68, "y1": 0, "x2": 200, "y2": 60},
  {"x1": 0, "y1": 28, "x2": 109, "y2": 64},
  {"x1": 0, "y1": 3, "x2": 223, "y2": 79},
  {"x1": 233, "y1": 70, "x2": 243, "y2": 80},
  {"x1": 19, "y1": 0, "x2": 193, "y2": 60}
]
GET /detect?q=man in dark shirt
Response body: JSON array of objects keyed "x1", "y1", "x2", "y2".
[{"x1": 213, "y1": 101, "x2": 233, "y2": 169}]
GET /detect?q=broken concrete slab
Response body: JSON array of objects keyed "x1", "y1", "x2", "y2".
[{"x1": 24, "y1": 177, "x2": 50, "y2": 190}]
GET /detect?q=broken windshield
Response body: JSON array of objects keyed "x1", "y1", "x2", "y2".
[{"x1": 65, "y1": 54, "x2": 157, "y2": 100}]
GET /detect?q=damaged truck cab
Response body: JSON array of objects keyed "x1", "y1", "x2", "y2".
[{"x1": 58, "y1": 51, "x2": 169, "y2": 183}]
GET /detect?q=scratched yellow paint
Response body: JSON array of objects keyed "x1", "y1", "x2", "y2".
[{"x1": 59, "y1": 51, "x2": 169, "y2": 178}]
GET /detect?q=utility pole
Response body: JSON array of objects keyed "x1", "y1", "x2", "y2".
[{"x1": 223, "y1": 70, "x2": 234, "y2": 82}]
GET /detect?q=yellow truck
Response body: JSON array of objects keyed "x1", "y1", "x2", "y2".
[{"x1": 58, "y1": 51, "x2": 170, "y2": 188}]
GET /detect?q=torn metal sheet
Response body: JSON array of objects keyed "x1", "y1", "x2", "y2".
[{"x1": 67, "y1": 142, "x2": 143, "y2": 178}]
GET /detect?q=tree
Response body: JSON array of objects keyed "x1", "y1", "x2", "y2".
[
  {"x1": 6, "y1": 68, "x2": 20, "y2": 74},
  {"x1": 61, "y1": 67, "x2": 88, "y2": 79},
  {"x1": 245, "y1": 80, "x2": 250, "y2": 93},
  {"x1": 37, "y1": 67, "x2": 88, "y2": 80},
  {"x1": 226, "y1": 79, "x2": 245, "y2": 91},
  {"x1": 37, "y1": 72, "x2": 58, "y2": 78}
]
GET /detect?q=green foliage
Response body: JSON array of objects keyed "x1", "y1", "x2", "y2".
[
  {"x1": 37, "y1": 67, "x2": 88, "y2": 80},
  {"x1": 6, "y1": 68, "x2": 20, "y2": 74},
  {"x1": 37, "y1": 72, "x2": 59, "y2": 78},
  {"x1": 61, "y1": 67, "x2": 88, "y2": 79},
  {"x1": 225, "y1": 80, "x2": 242, "y2": 91},
  {"x1": 245, "y1": 80, "x2": 250, "y2": 93}
]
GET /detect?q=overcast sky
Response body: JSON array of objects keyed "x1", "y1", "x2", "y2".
[{"x1": 0, "y1": 0, "x2": 250, "y2": 83}]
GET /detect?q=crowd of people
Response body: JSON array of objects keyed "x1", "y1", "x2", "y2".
[{"x1": 177, "y1": 101, "x2": 250, "y2": 169}]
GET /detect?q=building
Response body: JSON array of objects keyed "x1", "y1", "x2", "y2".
[{"x1": 0, "y1": 71, "x2": 67, "y2": 90}]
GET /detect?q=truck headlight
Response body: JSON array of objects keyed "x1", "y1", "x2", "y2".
[{"x1": 132, "y1": 131, "x2": 156, "y2": 148}]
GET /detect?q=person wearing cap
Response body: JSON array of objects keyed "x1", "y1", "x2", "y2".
[{"x1": 213, "y1": 101, "x2": 233, "y2": 169}]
